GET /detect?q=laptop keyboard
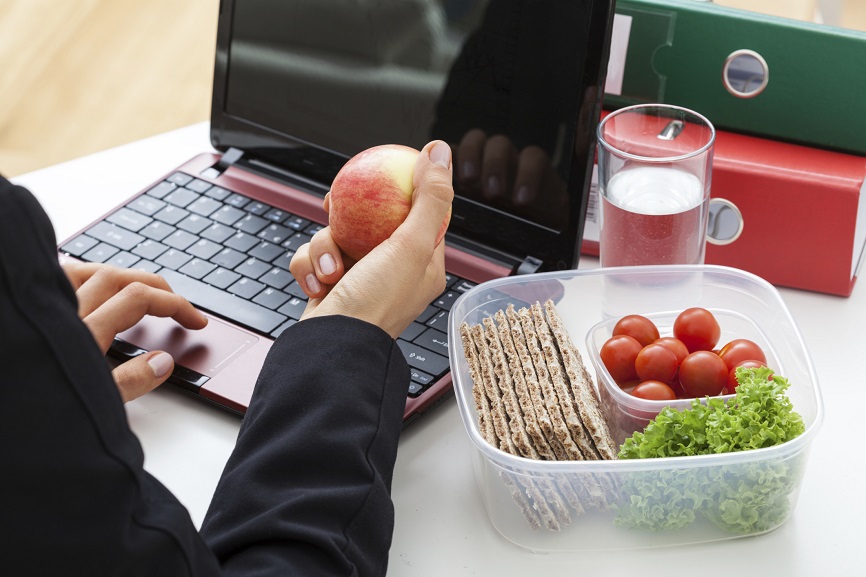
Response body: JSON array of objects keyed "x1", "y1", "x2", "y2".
[{"x1": 60, "y1": 171, "x2": 473, "y2": 400}]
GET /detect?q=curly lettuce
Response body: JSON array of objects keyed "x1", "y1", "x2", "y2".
[{"x1": 614, "y1": 367, "x2": 806, "y2": 533}]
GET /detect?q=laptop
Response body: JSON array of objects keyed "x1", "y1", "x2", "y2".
[{"x1": 58, "y1": 0, "x2": 615, "y2": 426}]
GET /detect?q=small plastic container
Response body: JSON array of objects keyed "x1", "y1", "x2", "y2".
[{"x1": 448, "y1": 265, "x2": 823, "y2": 551}]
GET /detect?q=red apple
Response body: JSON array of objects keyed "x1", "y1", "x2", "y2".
[{"x1": 328, "y1": 144, "x2": 449, "y2": 260}]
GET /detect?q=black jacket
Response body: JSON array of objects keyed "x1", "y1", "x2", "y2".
[{"x1": 0, "y1": 176, "x2": 408, "y2": 576}]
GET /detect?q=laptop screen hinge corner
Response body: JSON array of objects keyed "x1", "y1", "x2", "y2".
[
  {"x1": 201, "y1": 147, "x2": 244, "y2": 178},
  {"x1": 516, "y1": 256, "x2": 543, "y2": 275}
]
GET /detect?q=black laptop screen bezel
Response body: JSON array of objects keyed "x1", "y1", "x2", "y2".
[{"x1": 210, "y1": 0, "x2": 615, "y2": 272}]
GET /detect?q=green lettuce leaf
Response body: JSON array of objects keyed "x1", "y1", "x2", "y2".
[{"x1": 614, "y1": 367, "x2": 806, "y2": 533}]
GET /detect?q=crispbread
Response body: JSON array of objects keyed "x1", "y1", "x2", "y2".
[
  {"x1": 494, "y1": 309, "x2": 556, "y2": 461},
  {"x1": 457, "y1": 299, "x2": 621, "y2": 526},
  {"x1": 482, "y1": 317, "x2": 539, "y2": 460},
  {"x1": 517, "y1": 306, "x2": 584, "y2": 461},
  {"x1": 469, "y1": 323, "x2": 517, "y2": 455},
  {"x1": 531, "y1": 302, "x2": 601, "y2": 460},
  {"x1": 544, "y1": 300, "x2": 618, "y2": 461},
  {"x1": 460, "y1": 323, "x2": 496, "y2": 445},
  {"x1": 505, "y1": 305, "x2": 567, "y2": 461}
]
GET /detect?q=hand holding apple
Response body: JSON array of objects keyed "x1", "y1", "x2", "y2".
[
  {"x1": 289, "y1": 140, "x2": 455, "y2": 338},
  {"x1": 328, "y1": 144, "x2": 449, "y2": 260}
]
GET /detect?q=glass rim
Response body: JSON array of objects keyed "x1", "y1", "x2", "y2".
[{"x1": 597, "y1": 103, "x2": 716, "y2": 163}]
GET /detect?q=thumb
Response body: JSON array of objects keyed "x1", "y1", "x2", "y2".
[
  {"x1": 111, "y1": 351, "x2": 174, "y2": 403},
  {"x1": 398, "y1": 140, "x2": 454, "y2": 247}
]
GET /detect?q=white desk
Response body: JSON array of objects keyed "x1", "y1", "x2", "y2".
[{"x1": 14, "y1": 123, "x2": 863, "y2": 576}]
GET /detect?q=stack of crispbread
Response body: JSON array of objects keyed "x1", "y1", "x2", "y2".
[{"x1": 459, "y1": 299, "x2": 619, "y2": 531}]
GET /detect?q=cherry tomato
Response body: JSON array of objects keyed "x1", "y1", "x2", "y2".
[
  {"x1": 635, "y1": 343, "x2": 678, "y2": 383},
  {"x1": 678, "y1": 350, "x2": 728, "y2": 397},
  {"x1": 673, "y1": 307, "x2": 721, "y2": 352},
  {"x1": 631, "y1": 380, "x2": 678, "y2": 401},
  {"x1": 652, "y1": 337, "x2": 689, "y2": 365},
  {"x1": 725, "y1": 359, "x2": 772, "y2": 394},
  {"x1": 600, "y1": 335, "x2": 642, "y2": 383},
  {"x1": 718, "y1": 338, "x2": 767, "y2": 371},
  {"x1": 613, "y1": 315, "x2": 660, "y2": 347}
]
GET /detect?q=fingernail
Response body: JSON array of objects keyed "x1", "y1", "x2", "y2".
[
  {"x1": 319, "y1": 253, "x2": 337, "y2": 275},
  {"x1": 148, "y1": 352, "x2": 173, "y2": 378},
  {"x1": 430, "y1": 141, "x2": 452, "y2": 169},
  {"x1": 516, "y1": 184, "x2": 532, "y2": 205},
  {"x1": 486, "y1": 175, "x2": 501, "y2": 196},
  {"x1": 305, "y1": 273, "x2": 322, "y2": 293}
]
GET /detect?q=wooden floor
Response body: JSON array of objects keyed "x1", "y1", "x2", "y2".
[{"x1": 0, "y1": 0, "x2": 864, "y2": 178}]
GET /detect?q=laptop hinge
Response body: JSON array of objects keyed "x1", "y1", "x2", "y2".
[
  {"x1": 516, "y1": 256, "x2": 543, "y2": 275},
  {"x1": 201, "y1": 147, "x2": 244, "y2": 178}
]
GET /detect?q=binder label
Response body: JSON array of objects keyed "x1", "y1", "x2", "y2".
[{"x1": 604, "y1": 14, "x2": 633, "y2": 96}]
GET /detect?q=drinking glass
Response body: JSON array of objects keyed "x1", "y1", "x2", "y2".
[{"x1": 596, "y1": 104, "x2": 715, "y2": 267}]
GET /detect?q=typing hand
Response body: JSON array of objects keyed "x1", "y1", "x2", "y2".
[
  {"x1": 289, "y1": 140, "x2": 454, "y2": 339},
  {"x1": 61, "y1": 261, "x2": 208, "y2": 402}
]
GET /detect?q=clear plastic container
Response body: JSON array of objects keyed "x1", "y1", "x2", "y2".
[{"x1": 448, "y1": 265, "x2": 823, "y2": 551}]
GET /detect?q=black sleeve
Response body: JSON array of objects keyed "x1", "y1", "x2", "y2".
[
  {"x1": 200, "y1": 315, "x2": 408, "y2": 577},
  {"x1": 0, "y1": 177, "x2": 407, "y2": 577}
]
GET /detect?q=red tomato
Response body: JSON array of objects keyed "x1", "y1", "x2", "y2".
[
  {"x1": 631, "y1": 380, "x2": 677, "y2": 401},
  {"x1": 718, "y1": 338, "x2": 767, "y2": 371},
  {"x1": 600, "y1": 335, "x2": 642, "y2": 383},
  {"x1": 635, "y1": 343, "x2": 678, "y2": 383},
  {"x1": 613, "y1": 315, "x2": 660, "y2": 347},
  {"x1": 678, "y1": 350, "x2": 728, "y2": 397},
  {"x1": 673, "y1": 307, "x2": 721, "y2": 352},
  {"x1": 725, "y1": 359, "x2": 772, "y2": 394},
  {"x1": 652, "y1": 337, "x2": 689, "y2": 365}
]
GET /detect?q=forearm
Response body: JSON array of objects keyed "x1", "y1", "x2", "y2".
[{"x1": 200, "y1": 315, "x2": 408, "y2": 577}]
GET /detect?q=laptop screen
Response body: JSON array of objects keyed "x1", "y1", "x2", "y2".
[{"x1": 211, "y1": 0, "x2": 615, "y2": 272}]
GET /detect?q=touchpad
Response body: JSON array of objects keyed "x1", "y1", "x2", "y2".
[{"x1": 118, "y1": 315, "x2": 259, "y2": 377}]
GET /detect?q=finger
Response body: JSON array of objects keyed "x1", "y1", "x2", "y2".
[
  {"x1": 74, "y1": 265, "x2": 186, "y2": 318},
  {"x1": 513, "y1": 145, "x2": 550, "y2": 207},
  {"x1": 457, "y1": 128, "x2": 486, "y2": 185},
  {"x1": 481, "y1": 135, "x2": 517, "y2": 202},
  {"x1": 83, "y1": 282, "x2": 208, "y2": 352},
  {"x1": 307, "y1": 228, "x2": 346, "y2": 283},
  {"x1": 289, "y1": 242, "x2": 329, "y2": 299},
  {"x1": 112, "y1": 351, "x2": 174, "y2": 403},
  {"x1": 60, "y1": 260, "x2": 104, "y2": 291},
  {"x1": 399, "y1": 140, "x2": 455, "y2": 249}
]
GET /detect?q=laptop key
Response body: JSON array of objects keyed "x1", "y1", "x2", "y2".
[
  {"x1": 106, "y1": 208, "x2": 153, "y2": 232},
  {"x1": 132, "y1": 239, "x2": 169, "y2": 261},
  {"x1": 414, "y1": 327, "x2": 448, "y2": 355},
  {"x1": 163, "y1": 229, "x2": 198, "y2": 251},
  {"x1": 177, "y1": 214, "x2": 213, "y2": 235},
  {"x1": 248, "y1": 240, "x2": 284, "y2": 262},
  {"x1": 82, "y1": 242, "x2": 120, "y2": 264},
  {"x1": 396, "y1": 341, "x2": 450, "y2": 376},
  {"x1": 228, "y1": 277, "x2": 266, "y2": 300},
  {"x1": 235, "y1": 257, "x2": 270, "y2": 279},
  {"x1": 408, "y1": 382, "x2": 424, "y2": 397},
  {"x1": 187, "y1": 238, "x2": 222, "y2": 260},
  {"x1": 185, "y1": 178, "x2": 213, "y2": 194},
  {"x1": 155, "y1": 249, "x2": 193, "y2": 271},
  {"x1": 409, "y1": 368, "x2": 434, "y2": 386},
  {"x1": 234, "y1": 214, "x2": 269, "y2": 235},
  {"x1": 245, "y1": 201, "x2": 271, "y2": 216},
  {"x1": 88, "y1": 221, "x2": 145, "y2": 251},
  {"x1": 164, "y1": 188, "x2": 200, "y2": 208},
  {"x1": 166, "y1": 172, "x2": 194, "y2": 186},
  {"x1": 144, "y1": 181, "x2": 177, "y2": 199},
  {"x1": 260, "y1": 267, "x2": 293, "y2": 290},
  {"x1": 270, "y1": 319, "x2": 298, "y2": 339},
  {"x1": 179, "y1": 258, "x2": 217, "y2": 280},
  {"x1": 211, "y1": 247, "x2": 246, "y2": 269},
  {"x1": 60, "y1": 234, "x2": 98, "y2": 257},
  {"x1": 154, "y1": 205, "x2": 190, "y2": 226},
  {"x1": 159, "y1": 269, "x2": 287, "y2": 335},
  {"x1": 253, "y1": 287, "x2": 290, "y2": 310},
  {"x1": 106, "y1": 251, "x2": 141, "y2": 269},
  {"x1": 201, "y1": 222, "x2": 236, "y2": 243},
  {"x1": 139, "y1": 221, "x2": 176, "y2": 241},
  {"x1": 129, "y1": 195, "x2": 167, "y2": 216},
  {"x1": 203, "y1": 267, "x2": 241, "y2": 290},
  {"x1": 211, "y1": 205, "x2": 246, "y2": 226},
  {"x1": 277, "y1": 296, "x2": 307, "y2": 320}
]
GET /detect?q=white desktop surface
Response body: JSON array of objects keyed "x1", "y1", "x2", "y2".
[{"x1": 13, "y1": 123, "x2": 862, "y2": 576}]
